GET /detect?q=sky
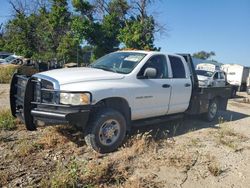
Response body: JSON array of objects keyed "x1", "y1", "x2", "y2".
[{"x1": 0, "y1": 0, "x2": 250, "y2": 66}]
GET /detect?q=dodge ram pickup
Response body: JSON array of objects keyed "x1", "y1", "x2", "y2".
[{"x1": 10, "y1": 51, "x2": 232, "y2": 153}]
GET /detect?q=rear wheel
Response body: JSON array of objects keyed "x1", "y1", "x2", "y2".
[
  {"x1": 204, "y1": 99, "x2": 218, "y2": 122},
  {"x1": 84, "y1": 108, "x2": 126, "y2": 153}
]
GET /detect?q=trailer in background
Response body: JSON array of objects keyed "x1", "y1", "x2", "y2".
[{"x1": 221, "y1": 64, "x2": 250, "y2": 96}]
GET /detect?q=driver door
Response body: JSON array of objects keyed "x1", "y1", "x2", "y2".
[{"x1": 131, "y1": 55, "x2": 172, "y2": 120}]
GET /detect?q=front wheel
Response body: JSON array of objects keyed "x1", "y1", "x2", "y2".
[
  {"x1": 84, "y1": 108, "x2": 126, "y2": 153},
  {"x1": 204, "y1": 99, "x2": 218, "y2": 122}
]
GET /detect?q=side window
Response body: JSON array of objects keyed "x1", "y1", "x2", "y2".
[
  {"x1": 168, "y1": 56, "x2": 186, "y2": 78},
  {"x1": 214, "y1": 72, "x2": 219, "y2": 79},
  {"x1": 220, "y1": 72, "x2": 225, "y2": 79},
  {"x1": 138, "y1": 55, "x2": 168, "y2": 79}
]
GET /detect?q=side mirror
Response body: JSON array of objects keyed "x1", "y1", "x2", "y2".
[{"x1": 143, "y1": 67, "x2": 157, "y2": 78}]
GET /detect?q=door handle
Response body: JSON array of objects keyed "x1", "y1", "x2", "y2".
[
  {"x1": 185, "y1": 83, "x2": 191, "y2": 87},
  {"x1": 162, "y1": 84, "x2": 171, "y2": 88}
]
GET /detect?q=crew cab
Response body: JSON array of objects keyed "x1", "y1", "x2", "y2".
[{"x1": 10, "y1": 51, "x2": 231, "y2": 153}]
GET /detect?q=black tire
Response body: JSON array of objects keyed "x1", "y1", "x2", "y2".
[
  {"x1": 84, "y1": 108, "x2": 126, "y2": 153},
  {"x1": 231, "y1": 88, "x2": 237, "y2": 98},
  {"x1": 204, "y1": 99, "x2": 218, "y2": 122}
]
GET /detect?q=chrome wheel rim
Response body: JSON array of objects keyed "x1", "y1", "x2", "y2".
[
  {"x1": 209, "y1": 102, "x2": 217, "y2": 118},
  {"x1": 99, "y1": 119, "x2": 120, "y2": 146}
]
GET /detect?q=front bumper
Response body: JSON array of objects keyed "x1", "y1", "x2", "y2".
[
  {"x1": 10, "y1": 74, "x2": 91, "y2": 130},
  {"x1": 30, "y1": 105, "x2": 90, "y2": 128}
]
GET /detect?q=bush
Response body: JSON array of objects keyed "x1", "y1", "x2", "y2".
[
  {"x1": 0, "y1": 65, "x2": 19, "y2": 83},
  {"x1": 0, "y1": 109, "x2": 16, "y2": 130}
]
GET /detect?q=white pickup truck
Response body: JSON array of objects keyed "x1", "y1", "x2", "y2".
[{"x1": 10, "y1": 51, "x2": 231, "y2": 153}]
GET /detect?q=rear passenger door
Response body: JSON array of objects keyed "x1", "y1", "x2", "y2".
[{"x1": 167, "y1": 55, "x2": 192, "y2": 114}]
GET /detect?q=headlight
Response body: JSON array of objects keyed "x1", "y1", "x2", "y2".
[{"x1": 60, "y1": 93, "x2": 91, "y2": 105}]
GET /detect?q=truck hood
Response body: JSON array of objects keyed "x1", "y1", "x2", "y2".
[
  {"x1": 35, "y1": 67, "x2": 125, "y2": 85},
  {"x1": 197, "y1": 75, "x2": 211, "y2": 81}
]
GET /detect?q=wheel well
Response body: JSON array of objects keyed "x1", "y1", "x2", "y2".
[{"x1": 95, "y1": 97, "x2": 131, "y2": 129}]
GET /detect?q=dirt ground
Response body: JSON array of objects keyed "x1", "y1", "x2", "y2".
[
  {"x1": 0, "y1": 84, "x2": 10, "y2": 109},
  {"x1": 0, "y1": 84, "x2": 250, "y2": 187}
]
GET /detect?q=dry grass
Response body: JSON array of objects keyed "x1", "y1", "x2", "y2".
[
  {"x1": 0, "y1": 64, "x2": 19, "y2": 83},
  {"x1": 0, "y1": 109, "x2": 16, "y2": 131},
  {"x1": 42, "y1": 132, "x2": 160, "y2": 187},
  {"x1": 41, "y1": 161, "x2": 79, "y2": 188},
  {"x1": 206, "y1": 155, "x2": 223, "y2": 176},
  {"x1": 242, "y1": 98, "x2": 250, "y2": 104},
  {"x1": 123, "y1": 175, "x2": 165, "y2": 188},
  {"x1": 0, "y1": 171, "x2": 10, "y2": 187},
  {"x1": 15, "y1": 139, "x2": 37, "y2": 157},
  {"x1": 167, "y1": 150, "x2": 197, "y2": 170},
  {"x1": 189, "y1": 138, "x2": 200, "y2": 147},
  {"x1": 36, "y1": 127, "x2": 69, "y2": 149},
  {"x1": 0, "y1": 64, "x2": 38, "y2": 83},
  {"x1": 216, "y1": 126, "x2": 247, "y2": 151},
  {"x1": 208, "y1": 163, "x2": 223, "y2": 177}
]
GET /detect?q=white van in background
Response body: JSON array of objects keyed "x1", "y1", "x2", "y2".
[{"x1": 221, "y1": 64, "x2": 250, "y2": 94}]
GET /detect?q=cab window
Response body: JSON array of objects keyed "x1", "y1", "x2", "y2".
[
  {"x1": 220, "y1": 72, "x2": 225, "y2": 79},
  {"x1": 138, "y1": 55, "x2": 168, "y2": 79},
  {"x1": 168, "y1": 55, "x2": 186, "y2": 78},
  {"x1": 214, "y1": 72, "x2": 219, "y2": 79}
]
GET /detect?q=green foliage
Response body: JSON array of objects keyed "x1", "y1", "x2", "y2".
[
  {"x1": 3, "y1": 13, "x2": 38, "y2": 58},
  {"x1": 72, "y1": 0, "x2": 93, "y2": 19},
  {"x1": 193, "y1": 51, "x2": 216, "y2": 60},
  {"x1": 0, "y1": 109, "x2": 16, "y2": 131},
  {"x1": 0, "y1": 0, "x2": 161, "y2": 61},
  {"x1": 118, "y1": 16, "x2": 159, "y2": 51},
  {"x1": 108, "y1": 0, "x2": 130, "y2": 19}
]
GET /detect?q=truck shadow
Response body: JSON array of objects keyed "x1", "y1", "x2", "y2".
[{"x1": 129, "y1": 110, "x2": 249, "y2": 140}]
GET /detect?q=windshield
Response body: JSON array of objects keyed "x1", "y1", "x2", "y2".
[
  {"x1": 5, "y1": 56, "x2": 16, "y2": 63},
  {"x1": 91, "y1": 52, "x2": 147, "y2": 74},
  {"x1": 196, "y1": 70, "x2": 213, "y2": 77}
]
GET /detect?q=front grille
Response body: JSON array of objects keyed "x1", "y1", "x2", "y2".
[
  {"x1": 33, "y1": 78, "x2": 59, "y2": 104},
  {"x1": 15, "y1": 75, "x2": 29, "y2": 107}
]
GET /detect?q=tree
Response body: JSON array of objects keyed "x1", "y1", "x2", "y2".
[
  {"x1": 72, "y1": 0, "x2": 130, "y2": 58},
  {"x1": 3, "y1": 13, "x2": 39, "y2": 57},
  {"x1": 118, "y1": 0, "x2": 160, "y2": 51},
  {"x1": 0, "y1": 24, "x2": 5, "y2": 51},
  {"x1": 0, "y1": 0, "x2": 163, "y2": 62},
  {"x1": 118, "y1": 15, "x2": 158, "y2": 50},
  {"x1": 193, "y1": 51, "x2": 216, "y2": 60}
]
